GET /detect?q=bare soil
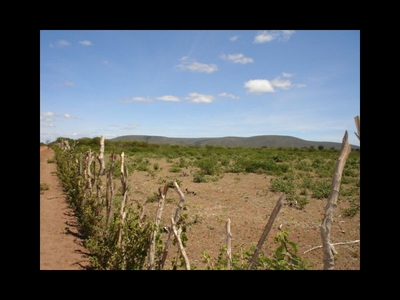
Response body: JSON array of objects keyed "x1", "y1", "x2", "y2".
[
  {"x1": 40, "y1": 146, "x2": 360, "y2": 270},
  {"x1": 40, "y1": 146, "x2": 90, "y2": 270}
]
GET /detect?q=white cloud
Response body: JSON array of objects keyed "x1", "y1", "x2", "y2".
[
  {"x1": 40, "y1": 111, "x2": 78, "y2": 119},
  {"x1": 186, "y1": 93, "x2": 214, "y2": 103},
  {"x1": 176, "y1": 57, "x2": 218, "y2": 73},
  {"x1": 244, "y1": 74, "x2": 304, "y2": 92},
  {"x1": 254, "y1": 30, "x2": 295, "y2": 43},
  {"x1": 79, "y1": 40, "x2": 93, "y2": 46},
  {"x1": 220, "y1": 53, "x2": 254, "y2": 64},
  {"x1": 230, "y1": 36, "x2": 239, "y2": 41},
  {"x1": 271, "y1": 73, "x2": 306, "y2": 89},
  {"x1": 41, "y1": 111, "x2": 55, "y2": 117},
  {"x1": 40, "y1": 111, "x2": 78, "y2": 129},
  {"x1": 218, "y1": 92, "x2": 240, "y2": 99},
  {"x1": 282, "y1": 72, "x2": 294, "y2": 78},
  {"x1": 271, "y1": 77, "x2": 292, "y2": 90},
  {"x1": 103, "y1": 60, "x2": 109, "y2": 64},
  {"x1": 40, "y1": 123, "x2": 55, "y2": 128},
  {"x1": 254, "y1": 31, "x2": 277, "y2": 43},
  {"x1": 156, "y1": 95, "x2": 180, "y2": 102},
  {"x1": 244, "y1": 79, "x2": 275, "y2": 94},
  {"x1": 49, "y1": 40, "x2": 70, "y2": 48},
  {"x1": 125, "y1": 97, "x2": 152, "y2": 103},
  {"x1": 281, "y1": 30, "x2": 295, "y2": 41}
]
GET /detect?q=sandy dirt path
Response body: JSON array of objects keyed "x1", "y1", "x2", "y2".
[{"x1": 40, "y1": 146, "x2": 90, "y2": 270}]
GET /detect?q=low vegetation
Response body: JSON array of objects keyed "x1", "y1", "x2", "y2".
[
  {"x1": 48, "y1": 136, "x2": 360, "y2": 270},
  {"x1": 40, "y1": 183, "x2": 50, "y2": 194}
]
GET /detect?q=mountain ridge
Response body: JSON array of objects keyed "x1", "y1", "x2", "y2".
[{"x1": 110, "y1": 134, "x2": 360, "y2": 150}]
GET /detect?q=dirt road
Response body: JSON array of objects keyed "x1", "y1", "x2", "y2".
[{"x1": 40, "y1": 146, "x2": 90, "y2": 270}]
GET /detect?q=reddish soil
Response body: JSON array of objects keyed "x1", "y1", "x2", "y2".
[
  {"x1": 136, "y1": 157, "x2": 360, "y2": 270},
  {"x1": 40, "y1": 146, "x2": 90, "y2": 270}
]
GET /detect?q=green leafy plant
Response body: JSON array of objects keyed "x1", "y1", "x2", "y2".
[
  {"x1": 169, "y1": 165, "x2": 182, "y2": 173},
  {"x1": 193, "y1": 172, "x2": 207, "y2": 183},
  {"x1": 40, "y1": 182, "x2": 50, "y2": 193},
  {"x1": 311, "y1": 180, "x2": 331, "y2": 199},
  {"x1": 202, "y1": 230, "x2": 311, "y2": 270},
  {"x1": 263, "y1": 229, "x2": 311, "y2": 270},
  {"x1": 195, "y1": 157, "x2": 221, "y2": 176}
]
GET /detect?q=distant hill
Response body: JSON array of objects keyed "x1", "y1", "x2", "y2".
[{"x1": 110, "y1": 135, "x2": 360, "y2": 150}]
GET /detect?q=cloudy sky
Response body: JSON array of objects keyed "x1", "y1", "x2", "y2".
[{"x1": 40, "y1": 30, "x2": 360, "y2": 146}]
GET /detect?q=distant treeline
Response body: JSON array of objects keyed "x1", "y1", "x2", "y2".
[{"x1": 47, "y1": 134, "x2": 360, "y2": 151}]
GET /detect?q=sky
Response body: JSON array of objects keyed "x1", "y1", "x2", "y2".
[{"x1": 40, "y1": 30, "x2": 360, "y2": 146}]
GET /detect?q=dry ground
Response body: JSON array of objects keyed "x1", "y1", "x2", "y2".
[
  {"x1": 40, "y1": 146, "x2": 90, "y2": 270},
  {"x1": 129, "y1": 156, "x2": 360, "y2": 270},
  {"x1": 40, "y1": 146, "x2": 360, "y2": 270}
]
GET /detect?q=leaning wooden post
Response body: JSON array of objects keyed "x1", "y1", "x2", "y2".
[
  {"x1": 247, "y1": 194, "x2": 285, "y2": 270},
  {"x1": 77, "y1": 153, "x2": 84, "y2": 176},
  {"x1": 159, "y1": 181, "x2": 186, "y2": 269},
  {"x1": 320, "y1": 131, "x2": 352, "y2": 270},
  {"x1": 115, "y1": 152, "x2": 130, "y2": 269},
  {"x1": 148, "y1": 184, "x2": 169, "y2": 270},
  {"x1": 117, "y1": 152, "x2": 129, "y2": 248},
  {"x1": 98, "y1": 135, "x2": 106, "y2": 176},
  {"x1": 120, "y1": 152, "x2": 125, "y2": 177},
  {"x1": 105, "y1": 151, "x2": 116, "y2": 228},
  {"x1": 85, "y1": 149, "x2": 94, "y2": 192},
  {"x1": 226, "y1": 218, "x2": 232, "y2": 270},
  {"x1": 171, "y1": 217, "x2": 190, "y2": 270},
  {"x1": 354, "y1": 115, "x2": 360, "y2": 141}
]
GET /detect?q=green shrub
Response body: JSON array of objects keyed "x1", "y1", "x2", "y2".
[
  {"x1": 193, "y1": 172, "x2": 207, "y2": 183},
  {"x1": 40, "y1": 183, "x2": 50, "y2": 193},
  {"x1": 300, "y1": 177, "x2": 313, "y2": 189},
  {"x1": 169, "y1": 165, "x2": 182, "y2": 173},
  {"x1": 295, "y1": 160, "x2": 312, "y2": 172},
  {"x1": 311, "y1": 180, "x2": 331, "y2": 199},
  {"x1": 202, "y1": 230, "x2": 311, "y2": 270},
  {"x1": 196, "y1": 157, "x2": 221, "y2": 176},
  {"x1": 294, "y1": 195, "x2": 309, "y2": 209}
]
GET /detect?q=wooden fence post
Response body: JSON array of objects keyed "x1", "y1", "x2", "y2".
[
  {"x1": 320, "y1": 131, "x2": 352, "y2": 270},
  {"x1": 105, "y1": 151, "x2": 116, "y2": 228},
  {"x1": 247, "y1": 194, "x2": 285, "y2": 270},
  {"x1": 85, "y1": 149, "x2": 94, "y2": 193},
  {"x1": 226, "y1": 218, "x2": 232, "y2": 270},
  {"x1": 171, "y1": 217, "x2": 190, "y2": 270},
  {"x1": 148, "y1": 184, "x2": 169, "y2": 270},
  {"x1": 354, "y1": 115, "x2": 360, "y2": 141},
  {"x1": 98, "y1": 135, "x2": 106, "y2": 176},
  {"x1": 159, "y1": 181, "x2": 186, "y2": 269}
]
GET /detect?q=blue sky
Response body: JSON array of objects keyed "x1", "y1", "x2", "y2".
[{"x1": 40, "y1": 30, "x2": 360, "y2": 146}]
